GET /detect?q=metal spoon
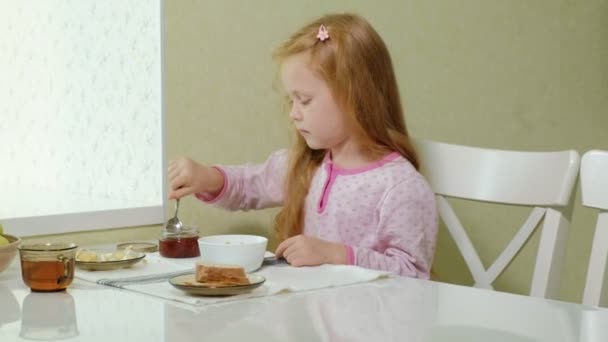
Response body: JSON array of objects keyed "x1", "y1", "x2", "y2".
[{"x1": 165, "y1": 199, "x2": 183, "y2": 232}]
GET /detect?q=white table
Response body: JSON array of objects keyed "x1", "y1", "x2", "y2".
[{"x1": 0, "y1": 258, "x2": 606, "y2": 342}]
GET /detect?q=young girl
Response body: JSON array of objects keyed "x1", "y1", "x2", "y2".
[{"x1": 168, "y1": 14, "x2": 438, "y2": 279}]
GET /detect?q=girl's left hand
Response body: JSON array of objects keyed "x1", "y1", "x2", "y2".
[{"x1": 275, "y1": 235, "x2": 347, "y2": 267}]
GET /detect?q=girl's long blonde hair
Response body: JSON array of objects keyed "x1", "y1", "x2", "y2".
[{"x1": 273, "y1": 14, "x2": 418, "y2": 241}]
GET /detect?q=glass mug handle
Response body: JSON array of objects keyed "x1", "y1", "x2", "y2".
[{"x1": 57, "y1": 254, "x2": 71, "y2": 283}]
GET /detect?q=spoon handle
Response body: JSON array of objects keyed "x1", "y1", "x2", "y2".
[{"x1": 174, "y1": 198, "x2": 180, "y2": 218}]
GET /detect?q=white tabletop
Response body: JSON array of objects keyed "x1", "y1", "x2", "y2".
[{"x1": 0, "y1": 257, "x2": 606, "y2": 342}]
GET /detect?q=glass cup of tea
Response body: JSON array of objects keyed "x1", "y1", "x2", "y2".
[{"x1": 18, "y1": 242, "x2": 78, "y2": 292}]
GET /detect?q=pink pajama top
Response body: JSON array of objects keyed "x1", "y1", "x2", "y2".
[{"x1": 197, "y1": 149, "x2": 438, "y2": 279}]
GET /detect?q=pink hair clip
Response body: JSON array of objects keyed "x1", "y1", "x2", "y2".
[{"x1": 316, "y1": 24, "x2": 329, "y2": 42}]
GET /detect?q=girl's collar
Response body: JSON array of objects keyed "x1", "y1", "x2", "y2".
[{"x1": 323, "y1": 151, "x2": 401, "y2": 175}]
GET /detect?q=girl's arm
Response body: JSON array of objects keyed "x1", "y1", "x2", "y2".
[
  {"x1": 352, "y1": 178, "x2": 438, "y2": 279},
  {"x1": 195, "y1": 149, "x2": 288, "y2": 211}
]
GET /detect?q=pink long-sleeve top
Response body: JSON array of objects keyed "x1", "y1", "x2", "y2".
[{"x1": 196, "y1": 149, "x2": 438, "y2": 279}]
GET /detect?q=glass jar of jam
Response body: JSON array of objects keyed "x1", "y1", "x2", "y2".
[{"x1": 159, "y1": 226, "x2": 200, "y2": 258}]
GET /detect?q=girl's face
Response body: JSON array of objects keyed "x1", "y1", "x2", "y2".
[{"x1": 280, "y1": 53, "x2": 353, "y2": 151}]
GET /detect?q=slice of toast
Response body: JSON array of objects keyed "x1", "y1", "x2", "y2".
[{"x1": 195, "y1": 262, "x2": 249, "y2": 285}]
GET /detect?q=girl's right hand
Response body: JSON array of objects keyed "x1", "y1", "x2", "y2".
[{"x1": 167, "y1": 158, "x2": 224, "y2": 200}]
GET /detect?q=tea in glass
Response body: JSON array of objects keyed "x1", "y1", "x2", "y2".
[{"x1": 18, "y1": 243, "x2": 77, "y2": 292}]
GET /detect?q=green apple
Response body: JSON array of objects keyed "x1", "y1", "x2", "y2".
[{"x1": 0, "y1": 223, "x2": 8, "y2": 246}]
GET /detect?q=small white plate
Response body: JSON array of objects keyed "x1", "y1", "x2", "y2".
[{"x1": 169, "y1": 273, "x2": 265, "y2": 296}]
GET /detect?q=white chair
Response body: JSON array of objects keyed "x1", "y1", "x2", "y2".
[
  {"x1": 414, "y1": 139, "x2": 580, "y2": 299},
  {"x1": 581, "y1": 150, "x2": 608, "y2": 307}
]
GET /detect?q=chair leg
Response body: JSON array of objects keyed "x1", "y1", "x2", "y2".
[
  {"x1": 531, "y1": 208, "x2": 569, "y2": 299},
  {"x1": 583, "y1": 212, "x2": 608, "y2": 307}
]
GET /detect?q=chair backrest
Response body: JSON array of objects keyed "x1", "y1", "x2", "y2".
[
  {"x1": 414, "y1": 138, "x2": 580, "y2": 299},
  {"x1": 581, "y1": 150, "x2": 608, "y2": 307}
]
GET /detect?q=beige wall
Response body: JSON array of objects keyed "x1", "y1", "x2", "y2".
[{"x1": 24, "y1": 1, "x2": 607, "y2": 304}]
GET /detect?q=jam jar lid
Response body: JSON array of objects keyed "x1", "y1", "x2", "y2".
[{"x1": 160, "y1": 226, "x2": 199, "y2": 239}]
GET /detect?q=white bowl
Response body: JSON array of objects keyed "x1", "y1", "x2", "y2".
[{"x1": 198, "y1": 235, "x2": 268, "y2": 272}]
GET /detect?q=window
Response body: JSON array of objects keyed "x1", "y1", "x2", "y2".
[{"x1": 0, "y1": 0, "x2": 164, "y2": 236}]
